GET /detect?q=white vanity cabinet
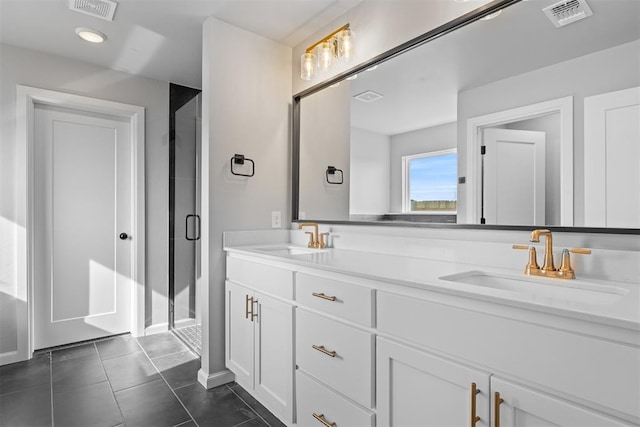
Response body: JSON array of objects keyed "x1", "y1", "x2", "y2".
[
  {"x1": 377, "y1": 336, "x2": 630, "y2": 427},
  {"x1": 491, "y1": 377, "x2": 629, "y2": 426},
  {"x1": 224, "y1": 248, "x2": 639, "y2": 427},
  {"x1": 377, "y1": 337, "x2": 490, "y2": 427},
  {"x1": 295, "y1": 272, "x2": 376, "y2": 425},
  {"x1": 225, "y1": 256, "x2": 295, "y2": 423},
  {"x1": 377, "y1": 290, "x2": 639, "y2": 426}
]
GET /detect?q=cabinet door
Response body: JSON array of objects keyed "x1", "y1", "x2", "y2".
[
  {"x1": 377, "y1": 338, "x2": 490, "y2": 427},
  {"x1": 225, "y1": 280, "x2": 254, "y2": 389},
  {"x1": 254, "y1": 291, "x2": 294, "y2": 422},
  {"x1": 491, "y1": 377, "x2": 629, "y2": 427}
]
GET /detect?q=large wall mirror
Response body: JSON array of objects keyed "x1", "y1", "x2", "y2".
[{"x1": 293, "y1": 0, "x2": 640, "y2": 232}]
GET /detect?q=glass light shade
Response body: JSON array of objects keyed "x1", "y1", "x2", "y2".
[
  {"x1": 300, "y1": 52, "x2": 315, "y2": 80},
  {"x1": 480, "y1": 10, "x2": 502, "y2": 20},
  {"x1": 337, "y1": 29, "x2": 354, "y2": 61},
  {"x1": 317, "y1": 40, "x2": 334, "y2": 73}
]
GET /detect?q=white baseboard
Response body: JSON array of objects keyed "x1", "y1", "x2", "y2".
[
  {"x1": 144, "y1": 323, "x2": 169, "y2": 335},
  {"x1": 198, "y1": 368, "x2": 235, "y2": 389},
  {"x1": 0, "y1": 350, "x2": 21, "y2": 366}
]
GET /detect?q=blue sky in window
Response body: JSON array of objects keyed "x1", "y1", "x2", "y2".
[{"x1": 409, "y1": 153, "x2": 458, "y2": 201}]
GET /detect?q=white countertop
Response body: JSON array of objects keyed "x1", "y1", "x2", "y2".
[{"x1": 225, "y1": 244, "x2": 640, "y2": 331}]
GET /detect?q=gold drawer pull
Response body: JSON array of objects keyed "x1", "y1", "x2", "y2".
[
  {"x1": 312, "y1": 413, "x2": 336, "y2": 427},
  {"x1": 494, "y1": 392, "x2": 504, "y2": 427},
  {"x1": 470, "y1": 383, "x2": 481, "y2": 426},
  {"x1": 312, "y1": 292, "x2": 337, "y2": 301},
  {"x1": 245, "y1": 295, "x2": 251, "y2": 319},
  {"x1": 312, "y1": 344, "x2": 337, "y2": 357}
]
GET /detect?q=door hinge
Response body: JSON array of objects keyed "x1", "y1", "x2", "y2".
[
  {"x1": 480, "y1": 217, "x2": 486, "y2": 224},
  {"x1": 481, "y1": 146, "x2": 486, "y2": 155}
]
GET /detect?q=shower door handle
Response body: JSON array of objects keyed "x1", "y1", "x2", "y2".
[{"x1": 186, "y1": 214, "x2": 200, "y2": 241}]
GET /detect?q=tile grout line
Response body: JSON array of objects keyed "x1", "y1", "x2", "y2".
[
  {"x1": 226, "y1": 384, "x2": 272, "y2": 427},
  {"x1": 136, "y1": 338, "x2": 200, "y2": 427},
  {"x1": 49, "y1": 351, "x2": 54, "y2": 427},
  {"x1": 93, "y1": 342, "x2": 127, "y2": 425}
]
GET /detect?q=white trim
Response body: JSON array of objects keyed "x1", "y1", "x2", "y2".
[
  {"x1": 198, "y1": 368, "x2": 235, "y2": 389},
  {"x1": 15, "y1": 85, "x2": 145, "y2": 362},
  {"x1": 465, "y1": 96, "x2": 573, "y2": 225},
  {"x1": 0, "y1": 351, "x2": 20, "y2": 366}
]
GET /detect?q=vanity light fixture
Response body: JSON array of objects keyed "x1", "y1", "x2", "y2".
[
  {"x1": 300, "y1": 23, "x2": 354, "y2": 81},
  {"x1": 75, "y1": 27, "x2": 107, "y2": 43}
]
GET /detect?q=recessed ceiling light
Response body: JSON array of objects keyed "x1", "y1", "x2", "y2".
[{"x1": 75, "y1": 27, "x2": 107, "y2": 43}]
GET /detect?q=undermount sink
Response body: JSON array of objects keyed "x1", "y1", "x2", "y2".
[
  {"x1": 439, "y1": 270, "x2": 628, "y2": 305},
  {"x1": 254, "y1": 245, "x2": 330, "y2": 256}
]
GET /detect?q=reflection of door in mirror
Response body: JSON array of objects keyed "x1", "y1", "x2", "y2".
[
  {"x1": 483, "y1": 129, "x2": 545, "y2": 226},
  {"x1": 584, "y1": 86, "x2": 640, "y2": 228}
]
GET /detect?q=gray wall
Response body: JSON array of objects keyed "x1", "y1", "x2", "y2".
[
  {"x1": 390, "y1": 122, "x2": 457, "y2": 213},
  {"x1": 0, "y1": 44, "x2": 170, "y2": 358},
  {"x1": 200, "y1": 18, "x2": 292, "y2": 380},
  {"x1": 350, "y1": 127, "x2": 390, "y2": 214},
  {"x1": 457, "y1": 40, "x2": 640, "y2": 225}
]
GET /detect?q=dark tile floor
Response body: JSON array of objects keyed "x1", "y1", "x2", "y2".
[{"x1": 0, "y1": 332, "x2": 286, "y2": 427}]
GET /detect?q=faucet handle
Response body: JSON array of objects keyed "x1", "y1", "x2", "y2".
[
  {"x1": 305, "y1": 231, "x2": 315, "y2": 248},
  {"x1": 558, "y1": 248, "x2": 591, "y2": 279},
  {"x1": 319, "y1": 232, "x2": 329, "y2": 249},
  {"x1": 513, "y1": 245, "x2": 540, "y2": 274},
  {"x1": 569, "y1": 248, "x2": 592, "y2": 255}
]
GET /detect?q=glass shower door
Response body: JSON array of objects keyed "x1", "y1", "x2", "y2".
[{"x1": 170, "y1": 87, "x2": 201, "y2": 354}]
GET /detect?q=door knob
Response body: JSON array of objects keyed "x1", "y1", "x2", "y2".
[{"x1": 119, "y1": 233, "x2": 128, "y2": 240}]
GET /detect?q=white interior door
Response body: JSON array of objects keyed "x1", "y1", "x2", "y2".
[
  {"x1": 33, "y1": 104, "x2": 132, "y2": 349},
  {"x1": 483, "y1": 128, "x2": 546, "y2": 225},
  {"x1": 584, "y1": 86, "x2": 640, "y2": 228}
]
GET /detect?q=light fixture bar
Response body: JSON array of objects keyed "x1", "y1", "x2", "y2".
[{"x1": 305, "y1": 24, "x2": 350, "y2": 53}]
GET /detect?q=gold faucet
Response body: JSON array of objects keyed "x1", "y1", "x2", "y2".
[
  {"x1": 530, "y1": 229, "x2": 555, "y2": 274},
  {"x1": 298, "y1": 222, "x2": 327, "y2": 249},
  {"x1": 513, "y1": 229, "x2": 591, "y2": 279}
]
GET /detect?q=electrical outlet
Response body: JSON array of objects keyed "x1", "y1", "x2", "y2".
[{"x1": 271, "y1": 211, "x2": 281, "y2": 228}]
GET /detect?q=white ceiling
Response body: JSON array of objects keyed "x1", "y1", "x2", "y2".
[
  {"x1": 0, "y1": 0, "x2": 363, "y2": 88},
  {"x1": 346, "y1": 0, "x2": 640, "y2": 135}
]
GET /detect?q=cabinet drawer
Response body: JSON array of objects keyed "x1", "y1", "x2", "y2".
[
  {"x1": 296, "y1": 273, "x2": 374, "y2": 326},
  {"x1": 227, "y1": 256, "x2": 293, "y2": 299},
  {"x1": 296, "y1": 309, "x2": 374, "y2": 408},
  {"x1": 296, "y1": 371, "x2": 374, "y2": 427}
]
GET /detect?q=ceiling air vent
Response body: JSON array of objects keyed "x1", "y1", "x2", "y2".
[
  {"x1": 354, "y1": 90, "x2": 384, "y2": 103},
  {"x1": 69, "y1": 0, "x2": 118, "y2": 21},
  {"x1": 543, "y1": 0, "x2": 593, "y2": 28}
]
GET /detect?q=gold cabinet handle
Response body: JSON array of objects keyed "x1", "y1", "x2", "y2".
[
  {"x1": 251, "y1": 297, "x2": 258, "y2": 321},
  {"x1": 312, "y1": 344, "x2": 337, "y2": 357},
  {"x1": 245, "y1": 295, "x2": 251, "y2": 319},
  {"x1": 494, "y1": 392, "x2": 504, "y2": 427},
  {"x1": 470, "y1": 383, "x2": 481, "y2": 426},
  {"x1": 245, "y1": 295, "x2": 258, "y2": 321},
  {"x1": 312, "y1": 292, "x2": 337, "y2": 301},
  {"x1": 312, "y1": 413, "x2": 336, "y2": 427}
]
